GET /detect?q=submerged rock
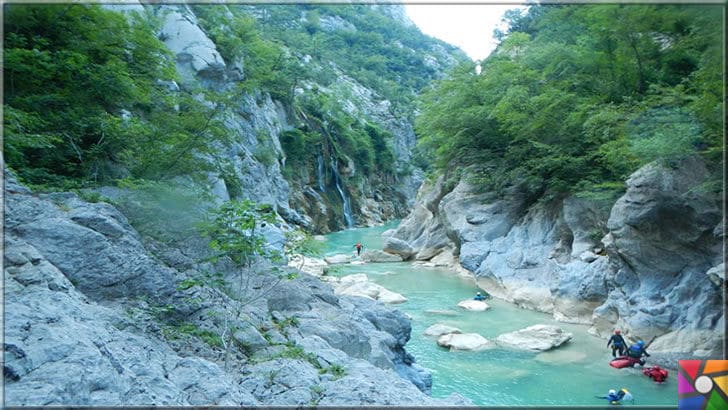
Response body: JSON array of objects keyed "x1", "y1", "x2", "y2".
[
  {"x1": 534, "y1": 349, "x2": 587, "y2": 364},
  {"x1": 457, "y1": 300, "x2": 490, "y2": 311},
  {"x1": 423, "y1": 324, "x2": 462, "y2": 337},
  {"x1": 495, "y1": 324, "x2": 572, "y2": 351},
  {"x1": 424, "y1": 309, "x2": 459, "y2": 316},
  {"x1": 437, "y1": 333, "x2": 494, "y2": 351}
]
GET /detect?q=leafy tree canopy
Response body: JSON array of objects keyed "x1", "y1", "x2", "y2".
[
  {"x1": 4, "y1": 4, "x2": 229, "y2": 188},
  {"x1": 416, "y1": 4, "x2": 723, "y2": 200}
]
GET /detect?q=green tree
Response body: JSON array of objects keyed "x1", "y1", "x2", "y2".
[
  {"x1": 199, "y1": 200, "x2": 279, "y2": 267},
  {"x1": 415, "y1": 3, "x2": 722, "y2": 198},
  {"x1": 3, "y1": 4, "x2": 228, "y2": 187}
]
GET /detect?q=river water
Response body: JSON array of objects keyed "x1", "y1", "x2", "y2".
[{"x1": 323, "y1": 222, "x2": 676, "y2": 406}]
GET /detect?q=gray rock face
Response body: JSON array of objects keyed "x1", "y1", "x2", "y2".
[
  {"x1": 593, "y1": 156, "x2": 722, "y2": 354},
  {"x1": 383, "y1": 237, "x2": 415, "y2": 260},
  {"x1": 3, "y1": 235, "x2": 254, "y2": 406},
  {"x1": 360, "y1": 250, "x2": 404, "y2": 263},
  {"x1": 158, "y1": 6, "x2": 227, "y2": 86},
  {"x1": 3, "y1": 175, "x2": 453, "y2": 405},
  {"x1": 392, "y1": 156, "x2": 723, "y2": 356},
  {"x1": 4, "y1": 188, "x2": 178, "y2": 302},
  {"x1": 607, "y1": 156, "x2": 721, "y2": 276}
]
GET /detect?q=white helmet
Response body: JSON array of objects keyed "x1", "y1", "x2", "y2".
[{"x1": 609, "y1": 389, "x2": 616, "y2": 395}]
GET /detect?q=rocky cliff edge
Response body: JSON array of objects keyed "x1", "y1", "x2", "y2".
[{"x1": 388, "y1": 157, "x2": 724, "y2": 363}]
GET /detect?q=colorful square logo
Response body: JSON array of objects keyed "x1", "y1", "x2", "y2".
[{"x1": 678, "y1": 360, "x2": 728, "y2": 410}]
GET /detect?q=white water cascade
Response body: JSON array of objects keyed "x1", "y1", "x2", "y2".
[
  {"x1": 330, "y1": 157, "x2": 354, "y2": 228},
  {"x1": 316, "y1": 152, "x2": 326, "y2": 192}
]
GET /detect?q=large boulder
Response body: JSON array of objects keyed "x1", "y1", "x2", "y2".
[
  {"x1": 389, "y1": 177, "x2": 452, "y2": 260},
  {"x1": 592, "y1": 156, "x2": 723, "y2": 354},
  {"x1": 456, "y1": 299, "x2": 490, "y2": 311},
  {"x1": 383, "y1": 237, "x2": 415, "y2": 260},
  {"x1": 423, "y1": 324, "x2": 462, "y2": 337},
  {"x1": 437, "y1": 333, "x2": 494, "y2": 351},
  {"x1": 495, "y1": 325, "x2": 572, "y2": 351},
  {"x1": 360, "y1": 250, "x2": 403, "y2": 263},
  {"x1": 334, "y1": 280, "x2": 407, "y2": 304}
]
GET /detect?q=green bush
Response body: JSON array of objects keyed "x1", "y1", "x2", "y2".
[{"x1": 4, "y1": 4, "x2": 228, "y2": 187}]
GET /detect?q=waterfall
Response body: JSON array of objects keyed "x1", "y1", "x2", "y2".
[
  {"x1": 316, "y1": 152, "x2": 326, "y2": 192},
  {"x1": 330, "y1": 158, "x2": 354, "y2": 228}
]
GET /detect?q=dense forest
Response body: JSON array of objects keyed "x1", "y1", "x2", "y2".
[
  {"x1": 3, "y1": 4, "x2": 463, "y2": 194},
  {"x1": 3, "y1": 3, "x2": 723, "y2": 212},
  {"x1": 415, "y1": 4, "x2": 723, "y2": 201},
  {"x1": 4, "y1": 5, "x2": 229, "y2": 187}
]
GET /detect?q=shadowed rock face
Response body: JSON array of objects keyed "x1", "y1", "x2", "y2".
[
  {"x1": 3, "y1": 171, "x2": 471, "y2": 406},
  {"x1": 390, "y1": 157, "x2": 723, "y2": 358}
]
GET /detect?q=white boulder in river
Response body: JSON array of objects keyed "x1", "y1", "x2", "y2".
[
  {"x1": 331, "y1": 274, "x2": 408, "y2": 304},
  {"x1": 324, "y1": 254, "x2": 353, "y2": 264},
  {"x1": 437, "y1": 333, "x2": 495, "y2": 351},
  {"x1": 361, "y1": 249, "x2": 403, "y2": 263},
  {"x1": 495, "y1": 324, "x2": 572, "y2": 351},
  {"x1": 457, "y1": 299, "x2": 490, "y2": 311},
  {"x1": 423, "y1": 324, "x2": 462, "y2": 337}
]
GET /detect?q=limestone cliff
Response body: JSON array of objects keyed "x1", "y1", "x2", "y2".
[
  {"x1": 387, "y1": 157, "x2": 724, "y2": 363},
  {"x1": 106, "y1": 2, "x2": 464, "y2": 233},
  {"x1": 3, "y1": 169, "x2": 470, "y2": 406}
]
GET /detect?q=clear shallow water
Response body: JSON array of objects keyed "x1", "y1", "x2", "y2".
[{"x1": 322, "y1": 224, "x2": 676, "y2": 406}]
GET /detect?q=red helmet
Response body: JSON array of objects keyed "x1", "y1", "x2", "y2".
[{"x1": 615, "y1": 329, "x2": 621, "y2": 334}]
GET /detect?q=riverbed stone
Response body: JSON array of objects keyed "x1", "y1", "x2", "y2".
[
  {"x1": 383, "y1": 237, "x2": 415, "y2": 260},
  {"x1": 495, "y1": 324, "x2": 572, "y2": 351},
  {"x1": 361, "y1": 250, "x2": 403, "y2": 263},
  {"x1": 423, "y1": 324, "x2": 462, "y2": 337},
  {"x1": 335, "y1": 280, "x2": 407, "y2": 304},
  {"x1": 437, "y1": 333, "x2": 494, "y2": 351},
  {"x1": 324, "y1": 254, "x2": 353, "y2": 265},
  {"x1": 457, "y1": 299, "x2": 490, "y2": 311}
]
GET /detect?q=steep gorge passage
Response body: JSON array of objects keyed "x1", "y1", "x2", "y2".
[{"x1": 323, "y1": 224, "x2": 676, "y2": 406}]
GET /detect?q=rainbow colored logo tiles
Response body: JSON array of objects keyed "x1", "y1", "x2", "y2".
[{"x1": 678, "y1": 360, "x2": 728, "y2": 410}]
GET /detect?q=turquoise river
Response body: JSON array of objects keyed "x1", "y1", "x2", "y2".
[{"x1": 322, "y1": 222, "x2": 675, "y2": 406}]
